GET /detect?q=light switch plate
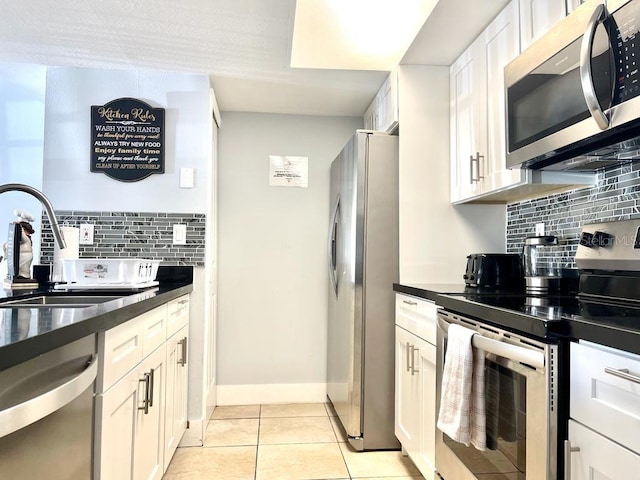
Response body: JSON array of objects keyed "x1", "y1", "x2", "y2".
[
  {"x1": 179, "y1": 168, "x2": 195, "y2": 188},
  {"x1": 80, "y1": 224, "x2": 94, "y2": 245},
  {"x1": 535, "y1": 223, "x2": 545, "y2": 236},
  {"x1": 173, "y1": 224, "x2": 187, "y2": 245}
]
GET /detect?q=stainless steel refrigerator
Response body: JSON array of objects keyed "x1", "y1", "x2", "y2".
[{"x1": 327, "y1": 130, "x2": 400, "y2": 451}]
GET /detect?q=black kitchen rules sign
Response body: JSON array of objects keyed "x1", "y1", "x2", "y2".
[{"x1": 91, "y1": 98, "x2": 165, "y2": 182}]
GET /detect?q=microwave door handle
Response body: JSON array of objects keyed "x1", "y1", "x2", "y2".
[{"x1": 580, "y1": 3, "x2": 610, "y2": 130}]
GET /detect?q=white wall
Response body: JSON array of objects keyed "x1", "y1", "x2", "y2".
[
  {"x1": 398, "y1": 65, "x2": 505, "y2": 284},
  {"x1": 0, "y1": 63, "x2": 47, "y2": 278},
  {"x1": 42, "y1": 67, "x2": 210, "y2": 213},
  {"x1": 216, "y1": 112, "x2": 362, "y2": 404}
]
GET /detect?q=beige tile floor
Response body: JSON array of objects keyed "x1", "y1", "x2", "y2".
[{"x1": 162, "y1": 402, "x2": 425, "y2": 480}]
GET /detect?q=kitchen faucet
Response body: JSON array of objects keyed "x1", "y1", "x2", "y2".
[{"x1": 0, "y1": 183, "x2": 67, "y2": 249}]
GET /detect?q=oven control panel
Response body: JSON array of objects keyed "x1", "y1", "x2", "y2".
[{"x1": 576, "y1": 219, "x2": 640, "y2": 271}]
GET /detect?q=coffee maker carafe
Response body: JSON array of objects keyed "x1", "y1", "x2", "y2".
[{"x1": 523, "y1": 235, "x2": 561, "y2": 294}]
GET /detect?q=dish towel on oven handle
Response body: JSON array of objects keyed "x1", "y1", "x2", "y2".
[{"x1": 436, "y1": 323, "x2": 487, "y2": 450}]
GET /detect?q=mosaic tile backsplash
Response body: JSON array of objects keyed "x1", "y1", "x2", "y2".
[
  {"x1": 40, "y1": 211, "x2": 206, "y2": 266},
  {"x1": 507, "y1": 164, "x2": 640, "y2": 268}
]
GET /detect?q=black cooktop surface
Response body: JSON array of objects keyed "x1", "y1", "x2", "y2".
[{"x1": 438, "y1": 287, "x2": 640, "y2": 341}]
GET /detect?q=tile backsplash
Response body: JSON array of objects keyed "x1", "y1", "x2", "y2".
[
  {"x1": 507, "y1": 164, "x2": 640, "y2": 268},
  {"x1": 40, "y1": 211, "x2": 206, "y2": 266}
]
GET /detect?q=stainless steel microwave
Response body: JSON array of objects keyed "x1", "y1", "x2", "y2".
[{"x1": 506, "y1": 0, "x2": 640, "y2": 172}]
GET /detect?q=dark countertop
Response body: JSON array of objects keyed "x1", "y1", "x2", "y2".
[
  {"x1": 0, "y1": 267, "x2": 193, "y2": 372},
  {"x1": 394, "y1": 282, "x2": 640, "y2": 356}
]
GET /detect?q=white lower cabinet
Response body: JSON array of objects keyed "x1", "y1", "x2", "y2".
[
  {"x1": 567, "y1": 341, "x2": 640, "y2": 479},
  {"x1": 395, "y1": 326, "x2": 421, "y2": 452},
  {"x1": 394, "y1": 294, "x2": 438, "y2": 480},
  {"x1": 568, "y1": 420, "x2": 640, "y2": 479},
  {"x1": 94, "y1": 295, "x2": 190, "y2": 480},
  {"x1": 164, "y1": 324, "x2": 189, "y2": 470},
  {"x1": 96, "y1": 343, "x2": 166, "y2": 480}
]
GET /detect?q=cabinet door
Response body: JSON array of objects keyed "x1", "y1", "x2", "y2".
[
  {"x1": 481, "y1": 0, "x2": 524, "y2": 194},
  {"x1": 164, "y1": 325, "x2": 189, "y2": 470},
  {"x1": 364, "y1": 97, "x2": 377, "y2": 130},
  {"x1": 141, "y1": 305, "x2": 168, "y2": 359},
  {"x1": 571, "y1": 341, "x2": 640, "y2": 454},
  {"x1": 568, "y1": 420, "x2": 640, "y2": 479},
  {"x1": 566, "y1": 0, "x2": 585, "y2": 13},
  {"x1": 377, "y1": 71, "x2": 399, "y2": 133},
  {"x1": 414, "y1": 336, "x2": 437, "y2": 480},
  {"x1": 450, "y1": 47, "x2": 483, "y2": 202},
  {"x1": 134, "y1": 344, "x2": 166, "y2": 480},
  {"x1": 395, "y1": 326, "x2": 420, "y2": 452},
  {"x1": 520, "y1": 0, "x2": 566, "y2": 50},
  {"x1": 95, "y1": 368, "x2": 139, "y2": 479},
  {"x1": 167, "y1": 295, "x2": 190, "y2": 338}
]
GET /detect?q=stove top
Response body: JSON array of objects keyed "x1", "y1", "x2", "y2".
[{"x1": 439, "y1": 285, "x2": 640, "y2": 340}]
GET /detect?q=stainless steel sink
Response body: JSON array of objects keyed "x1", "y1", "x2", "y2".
[{"x1": 0, "y1": 295, "x2": 123, "y2": 308}]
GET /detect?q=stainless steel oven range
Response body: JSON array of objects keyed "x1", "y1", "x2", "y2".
[{"x1": 435, "y1": 309, "x2": 561, "y2": 480}]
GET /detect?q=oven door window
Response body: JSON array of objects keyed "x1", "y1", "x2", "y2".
[{"x1": 443, "y1": 355, "x2": 527, "y2": 477}]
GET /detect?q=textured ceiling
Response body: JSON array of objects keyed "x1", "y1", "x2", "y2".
[
  {"x1": 0, "y1": 0, "x2": 508, "y2": 117},
  {"x1": 0, "y1": 0, "x2": 388, "y2": 116}
]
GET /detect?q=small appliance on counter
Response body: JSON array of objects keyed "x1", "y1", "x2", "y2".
[
  {"x1": 523, "y1": 235, "x2": 562, "y2": 293},
  {"x1": 463, "y1": 253, "x2": 523, "y2": 289}
]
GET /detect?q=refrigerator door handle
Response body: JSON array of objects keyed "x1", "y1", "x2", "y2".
[{"x1": 328, "y1": 196, "x2": 340, "y2": 296}]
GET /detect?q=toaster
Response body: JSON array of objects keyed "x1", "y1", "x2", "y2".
[{"x1": 464, "y1": 253, "x2": 524, "y2": 289}]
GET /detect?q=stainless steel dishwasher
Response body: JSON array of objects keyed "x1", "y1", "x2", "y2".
[{"x1": 0, "y1": 334, "x2": 97, "y2": 479}]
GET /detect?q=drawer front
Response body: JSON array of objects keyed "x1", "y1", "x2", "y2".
[
  {"x1": 571, "y1": 341, "x2": 640, "y2": 453},
  {"x1": 395, "y1": 294, "x2": 438, "y2": 345},
  {"x1": 141, "y1": 305, "x2": 168, "y2": 358},
  {"x1": 167, "y1": 295, "x2": 190, "y2": 338},
  {"x1": 98, "y1": 314, "x2": 146, "y2": 392},
  {"x1": 569, "y1": 420, "x2": 640, "y2": 479}
]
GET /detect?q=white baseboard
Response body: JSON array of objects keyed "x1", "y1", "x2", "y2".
[{"x1": 216, "y1": 383, "x2": 327, "y2": 405}]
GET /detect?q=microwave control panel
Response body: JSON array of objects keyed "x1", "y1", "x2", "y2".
[{"x1": 611, "y1": 0, "x2": 640, "y2": 104}]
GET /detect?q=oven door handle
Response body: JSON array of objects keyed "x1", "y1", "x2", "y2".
[{"x1": 437, "y1": 316, "x2": 545, "y2": 369}]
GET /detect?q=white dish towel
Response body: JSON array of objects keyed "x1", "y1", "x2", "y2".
[{"x1": 436, "y1": 323, "x2": 487, "y2": 450}]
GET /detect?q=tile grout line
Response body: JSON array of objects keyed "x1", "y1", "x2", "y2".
[{"x1": 254, "y1": 404, "x2": 262, "y2": 480}]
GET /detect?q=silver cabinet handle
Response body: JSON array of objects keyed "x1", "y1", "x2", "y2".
[
  {"x1": 178, "y1": 337, "x2": 188, "y2": 366},
  {"x1": 411, "y1": 347, "x2": 419, "y2": 376},
  {"x1": 178, "y1": 299, "x2": 189, "y2": 305},
  {"x1": 564, "y1": 440, "x2": 580, "y2": 480},
  {"x1": 402, "y1": 300, "x2": 417, "y2": 306},
  {"x1": 138, "y1": 372, "x2": 151, "y2": 414},
  {"x1": 0, "y1": 354, "x2": 97, "y2": 439},
  {"x1": 406, "y1": 342, "x2": 412, "y2": 372},
  {"x1": 580, "y1": 3, "x2": 609, "y2": 130},
  {"x1": 604, "y1": 366, "x2": 640, "y2": 384},
  {"x1": 148, "y1": 368, "x2": 155, "y2": 407},
  {"x1": 470, "y1": 152, "x2": 484, "y2": 183}
]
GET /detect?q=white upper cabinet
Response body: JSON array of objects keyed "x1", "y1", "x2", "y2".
[
  {"x1": 363, "y1": 70, "x2": 399, "y2": 133},
  {"x1": 450, "y1": 0, "x2": 596, "y2": 204},
  {"x1": 450, "y1": 48, "x2": 482, "y2": 201},
  {"x1": 450, "y1": 0, "x2": 520, "y2": 203},
  {"x1": 566, "y1": 0, "x2": 586, "y2": 15},
  {"x1": 519, "y1": 0, "x2": 567, "y2": 51}
]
